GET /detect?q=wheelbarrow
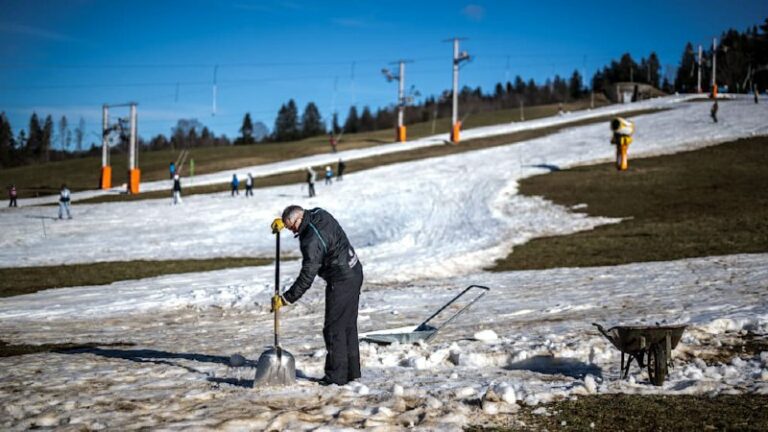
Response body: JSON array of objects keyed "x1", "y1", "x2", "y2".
[
  {"x1": 361, "y1": 285, "x2": 490, "y2": 345},
  {"x1": 593, "y1": 322, "x2": 686, "y2": 386}
]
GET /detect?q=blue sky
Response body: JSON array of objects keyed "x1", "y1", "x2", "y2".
[{"x1": 1, "y1": 0, "x2": 766, "y2": 147}]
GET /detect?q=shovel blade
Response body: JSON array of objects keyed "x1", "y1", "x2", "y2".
[{"x1": 253, "y1": 347, "x2": 296, "y2": 387}]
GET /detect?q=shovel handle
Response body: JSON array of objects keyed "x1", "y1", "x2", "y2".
[{"x1": 274, "y1": 230, "x2": 280, "y2": 348}]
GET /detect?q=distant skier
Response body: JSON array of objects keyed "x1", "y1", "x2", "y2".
[
  {"x1": 231, "y1": 174, "x2": 240, "y2": 196},
  {"x1": 58, "y1": 184, "x2": 72, "y2": 219},
  {"x1": 710, "y1": 100, "x2": 719, "y2": 123},
  {"x1": 169, "y1": 161, "x2": 176, "y2": 179},
  {"x1": 245, "y1": 173, "x2": 254, "y2": 197},
  {"x1": 325, "y1": 165, "x2": 333, "y2": 185},
  {"x1": 7, "y1": 184, "x2": 17, "y2": 207},
  {"x1": 172, "y1": 174, "x2": 182, "y2": 205},
  {"x1": 329, "y1": 132, "x2": 338, "y2": 153},
  {"x1": 337, "y1": 159, "x2": 346, "y2": 181},
  {"x1": 306, "y1": 167, "x2": 316, "y2": 198}
]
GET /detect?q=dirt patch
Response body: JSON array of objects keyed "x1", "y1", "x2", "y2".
[
  {"x1": 467, "y1": 394, "x2": 768, "y2": 431},
  {"x1": 492, "y1": 135, "x2": 768, "y2": 270},
  {"x1": 0, "y1": 340, "x2": 135, "y2": 358}
]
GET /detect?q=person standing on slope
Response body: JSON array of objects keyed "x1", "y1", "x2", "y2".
[
  {"x1": 8, "y1": 184, "x2": 17, "y2": 207},
  {"x1": 172, "y1": 173, "x2": 182, "y2": 205},
  {"x1": 306, "y1": 167, "x2": 316, "y2": 197},
  {"x1": 58, "y1": 184, "x2": 72, "y2": 219},
  {"x1": 231, "y1": 174, "x2": 240, "y2": 197},
  {"x1": 245, "y1": 173, "x2": 254, "y2": 197},
  {"x1": 270, "y1": 205, "x2": 363, "y2": 386}
]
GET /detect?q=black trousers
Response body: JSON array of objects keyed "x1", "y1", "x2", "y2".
[{"x1": 323, "y1": 263, "x2": 363, "y2": 385}]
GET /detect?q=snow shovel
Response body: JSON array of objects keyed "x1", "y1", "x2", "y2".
[
  {"x1": 253, "y1": 228, "x2": 296, "y2": 387},
  {"x1": 360, "y1": 285, "x2": 490, "y2": 345}
]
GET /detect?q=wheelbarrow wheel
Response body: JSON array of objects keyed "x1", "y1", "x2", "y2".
[{"x1": 647, "y1": 343, "x2": 667, "y2": 386}]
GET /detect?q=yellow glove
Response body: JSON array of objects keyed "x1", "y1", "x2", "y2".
[
  {"x1": 271, "y1": 294, "x2": 285, "y2": 312},
  {"x1": 271, "y1": 217, "x2": 284, "y2": 234}
]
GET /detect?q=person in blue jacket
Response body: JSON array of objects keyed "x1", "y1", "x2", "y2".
[{"x1": 231, "y1": 174, "x2": 240, "y2": 196}]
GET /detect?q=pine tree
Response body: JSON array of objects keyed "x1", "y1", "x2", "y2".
[
  {"x1": 58, "y1": 115, "x2": 68, "y2": 152},
  {"x1": 0, "y1": 113, "x2": 13, "y2": 167},
  {"x1": 647, "y1": 52, "x2": 661, "y2": 88},
  {"x1": 75, "y1": 117, "x2": 85, "y2": 153},
  {"x1": 285, "y1": 99, "x2": 299, "y2": 140},
  {"x1": 273, "y1": 100, "x2": 300, "y2": 142},
  {"x1": 41, "y1": 115, "x2": 53, "y2": 162},
  {"x1": 569, "y1": 70, "x2": 583, "y2": 100},
  {"x1": 343, "y1": 106, "x2": 359, "y2": 134},
  {"x1": 618, "y1": 53, "x2": 637, "y2": 82},
  {"x1": 16, "y1": 130, "x2": 26, "y2": 164},
  {"x1": 359, "y1": 106, "x2": 375, "y2": 132},
  {"x1": 494, "y1": 83, "x2": 505, "y2": 100},
  {"x1": 514, "y1": 76, "x2": 526, "y2": 95},
  {"x1": 301, "y1": 102, "x2": 325, "y2": 138},
  {"x1": 27, "y1": 113, "x2": 42, "y2": 160},
  {"x1": 331, "y1": 112, "x2": 341, "y2": 135},
  {"x1": 526, "y1": 79, "x2": 538, "y2": 105},
  {"x1": 237, "y1": 113, "x2": 255, "y2": 145},
  {"x1": 674, "y1": 43, "x2": 697, "y2": 92}
]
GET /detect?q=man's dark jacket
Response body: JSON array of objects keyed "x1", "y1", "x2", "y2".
[{"x1": 283, "y1": 208, "x2": 360, "y2": 304}]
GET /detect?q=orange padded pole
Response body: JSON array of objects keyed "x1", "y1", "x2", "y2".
[
  {"x1": 451, "y1": 121, "x2": 461, "y2": 143},
  {"x1": 100, "y1": 166, "x2": 112, "y2": 189},
  {"x1": 129, "y1": 168, "x2": 141, "y2": 194}
]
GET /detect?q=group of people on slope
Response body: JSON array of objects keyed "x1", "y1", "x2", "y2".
[
  {"x1": 229, "y1": 173, "x2": 255, "y2": 197},
  {"x1": 305, "y1": 159, "x2": 346, "y2": 198},
  {"x1": 5, "y1": 183, "x2": 72, "y2": 219}
]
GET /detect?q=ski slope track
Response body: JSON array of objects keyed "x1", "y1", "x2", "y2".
[{"x1": 1, "y1": 95, "x2": 767, "y2": 430}]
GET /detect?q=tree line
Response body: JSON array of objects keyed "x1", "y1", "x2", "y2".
[
  {"x1": 0, "y1": 113, "x2": 90, "y2": 168},
  {"x1": 674, "y1": 19, "x2": 768, "y2": 93}
]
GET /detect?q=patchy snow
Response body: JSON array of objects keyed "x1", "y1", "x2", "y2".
[
  {"x1": 0, "y1": 95, "x2": 767, "y2": 430},
  {"x1": 1, "y1": 253, "x2": 766, "y2": 429},
  {"x1": 13, "y1": 94, "x2": 696, "y2": 208},
  {"x1": 1, "y1": 95, "x2": 766, "y2": 275}
]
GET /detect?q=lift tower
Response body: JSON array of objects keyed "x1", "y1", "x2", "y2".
[{"x1": 101, "y1": 102, "x2": 139, "y2": 193}]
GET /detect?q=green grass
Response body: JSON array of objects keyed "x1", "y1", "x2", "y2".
[
  {"x1": 491, "y1": 135, "x2": 768, "y2": 271},
  {"x1": 2, "y1": 98, "x2": 610, "y2": 200},
  {"x1": 467, "y1": 394, "x2": 768, "y2": 431},
  {"x1": 0, "y1": 257, "x2": 274, "y2": 298}
]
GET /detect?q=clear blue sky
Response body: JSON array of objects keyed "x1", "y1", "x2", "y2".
[{"x1": 1, "y1": 0, "x2": 766, "y2": 147}]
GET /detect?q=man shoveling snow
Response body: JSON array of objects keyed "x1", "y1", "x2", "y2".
[{"x1": 271, "y1": 205, "x2": 364, "y2": 386}]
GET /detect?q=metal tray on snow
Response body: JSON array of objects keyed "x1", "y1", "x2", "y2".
[{"x1": 360, "y1": 285, "x2": 490, "y2": 345}]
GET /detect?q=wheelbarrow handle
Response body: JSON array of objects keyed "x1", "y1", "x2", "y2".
[
  {"x1": 418, "y1": 285, "x2": 490, "y2": 340},
  {"x1": 592, "y1": 322, "x2": 615, "y2": 343}
]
